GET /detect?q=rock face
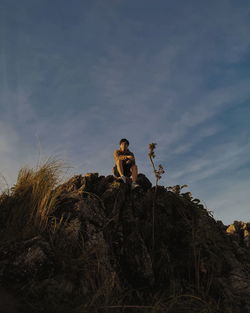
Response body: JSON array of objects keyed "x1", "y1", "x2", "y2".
[
  {"x1": 0, "y1": 172, "x2": 250, "y2": 313},
  {"x1": 226, "y1": 221, "x2": 250, "y2": 247}
]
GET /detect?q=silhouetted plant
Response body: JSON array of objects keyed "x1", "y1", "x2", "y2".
[
  {"x1": 182, "y1": 191, "x2": 193, "y2": 201},
  {"x1": 166, "y1": 184, "x2": 188, "y2": 195},
  {"x1": 148, "y1": 143, "x2": 165, "y2": 263},
  {"x1": 148, "y1": 143, "x2": 165, "y2": 187},
  {"x1": 166, "y1": 184, "x2": 205, "y2": 210}
]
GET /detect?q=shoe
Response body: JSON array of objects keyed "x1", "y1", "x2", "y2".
[
  {"x1": 119, "y1": 175, "x2": 127, "y2": 183},
  {"x1": 131, "y1": 182, "x2": 140, "y2": 190}
]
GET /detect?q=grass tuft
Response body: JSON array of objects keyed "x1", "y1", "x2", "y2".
[{"x1": 1, "y1": 157, "x2": 65, "y2": 241}]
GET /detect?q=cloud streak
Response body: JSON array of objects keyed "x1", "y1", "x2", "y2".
[{"x1": 0, "y1": 0, "x2": 250, "y2": 224}]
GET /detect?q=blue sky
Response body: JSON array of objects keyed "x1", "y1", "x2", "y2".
[{"x1": 0, "y1": 0, "x2": 250, "y2": 224}]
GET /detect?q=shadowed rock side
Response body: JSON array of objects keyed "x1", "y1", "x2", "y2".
[{"x1": 0, "y1": 172, "x2": 250, "y2": 313}]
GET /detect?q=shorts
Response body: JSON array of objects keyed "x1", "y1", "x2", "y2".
[{"x1": 113, "y1": 160, "x2": 134, "y2": 177}]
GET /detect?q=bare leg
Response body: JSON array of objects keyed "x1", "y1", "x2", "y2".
[
  {"x1": 131, "y1": 165, "x2": 138, "y2": 182},
  {"x1": 116, "y1": 160, "x2": 124, "y2": 177}
]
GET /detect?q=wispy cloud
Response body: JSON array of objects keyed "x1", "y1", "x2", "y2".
[
  {"x1": 171, "y1": 141, "x2": 250, "y2": 181},
  {"x1": 203, "y1": 176, "x2": 250, "y2": 225},
  {"x1": 0, "y1": 0, "x2": 250, "y2": 223}
]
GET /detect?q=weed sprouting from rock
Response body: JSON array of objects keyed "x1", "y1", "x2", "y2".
[
  {"x1": 148, "y1": 143, "x2": 165, "y2": 187},
  {"x1": 148, "y1": 143, "x2": 166, "y2": 263},
  {"x1": 167, "y1": 184, "x2": 188, "y2": 195}
]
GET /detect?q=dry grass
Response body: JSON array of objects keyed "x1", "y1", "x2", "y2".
[{"x1": 1, "y1": 157, "x2": 65, "y2": 241}]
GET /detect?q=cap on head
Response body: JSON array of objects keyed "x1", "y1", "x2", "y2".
[{"x1": 119, "y1": 138, "x2": 129, "y2": 146}]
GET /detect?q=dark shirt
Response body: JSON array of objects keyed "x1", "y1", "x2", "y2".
[{"x1": 113, "y1": 148, "x2": 135, "y2": 165}]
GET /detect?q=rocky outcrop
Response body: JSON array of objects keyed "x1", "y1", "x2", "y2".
[
  {"x1": 226, "y1": 220, "x2": 250, "y2": 247},
  {"x1": 0, "y1": 172, "x2": 250, "y2": 313}
]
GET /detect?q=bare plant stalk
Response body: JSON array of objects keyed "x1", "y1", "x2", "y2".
[{"x1": 148, "y1": 143, "x2": 165, "y2": 264}]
